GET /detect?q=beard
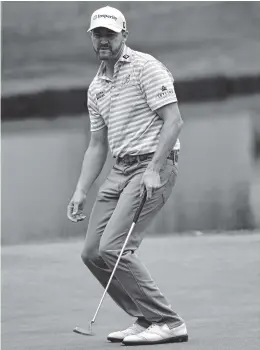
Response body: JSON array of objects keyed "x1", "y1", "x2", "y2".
[
  {"x1": 97, "y1": 47, "x2": 112, "y2": 60},
  {"x1": 94, "y1": 41, "x2": 124, "y2": 61}
]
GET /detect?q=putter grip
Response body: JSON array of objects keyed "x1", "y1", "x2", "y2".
[{"x1": 133, "y1": 189, "x2": 147, "y2": 223}]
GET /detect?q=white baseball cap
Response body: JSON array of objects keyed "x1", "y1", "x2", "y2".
[{"x1": 88, "y1": 6, "x2": 127, "y2": 33}]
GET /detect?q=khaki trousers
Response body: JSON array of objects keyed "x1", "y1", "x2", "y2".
[{"x1": 81, "y1": 156, "x2": 183, "y2": 324}]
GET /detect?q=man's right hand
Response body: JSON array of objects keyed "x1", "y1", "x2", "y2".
[{"x1": 67, "y1": 189, "x2": 87, "y2": 223}]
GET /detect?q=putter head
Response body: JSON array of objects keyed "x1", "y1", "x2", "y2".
[{"x1": 73, "y1": 322, "x2": 94, "y2": 336}]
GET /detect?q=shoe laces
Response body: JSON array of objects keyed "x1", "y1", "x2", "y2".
[
  {"x1": 125, "y1": 323, "x2": 142, "y2": 333},
  {"x1": 130, "y1": 323, "x2": 139, "y2": 330},
  {"x1": 146, "y1": 324, "x2": 157, "y2": 331}
]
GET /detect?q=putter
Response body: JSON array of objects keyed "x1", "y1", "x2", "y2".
[{"x1": 73, "y1": 188, "x2": 147, "y2": 336}]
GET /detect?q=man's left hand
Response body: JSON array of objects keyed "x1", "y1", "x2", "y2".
[{"x1": 140, "y1": 168, "x2": 161, "y2": 199}]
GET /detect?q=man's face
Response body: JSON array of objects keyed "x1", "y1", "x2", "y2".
[{"x1": 91, "y1": 27, "x2": 126, "y2": 61}]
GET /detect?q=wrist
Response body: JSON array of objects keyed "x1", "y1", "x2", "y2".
[
  {"x1": 76, "y1": 186, "x2": 87, "y2": 195},
  {"x1": 147, "y1": 159, "x2": 162, "y2": 173},
  {"x1": 146, "y1": 163, "x2": 160, "y2": 173}
]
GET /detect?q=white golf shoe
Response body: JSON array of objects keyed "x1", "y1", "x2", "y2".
[
  {"x1": 107, "y1": 322, "x2": 147, "y2": 343},
  {"x1": 122, "y1": 322, "x2": 188, "y2": 345}
]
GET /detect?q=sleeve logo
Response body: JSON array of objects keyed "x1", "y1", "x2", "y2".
[
  {"x1": 157, "y1": 85, "x2": 174, "y2": 99},
  {"x1": 96, "y1": 91, "x2": 105, "y2": 100}
]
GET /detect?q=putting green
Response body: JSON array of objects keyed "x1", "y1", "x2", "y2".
[{"x1": 2, "y1": 233, "x2": 260, "y2": 349}]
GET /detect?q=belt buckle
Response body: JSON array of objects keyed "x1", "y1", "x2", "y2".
[{"x1": 124, "y1": 154, "x2": 132, "y2": 165}]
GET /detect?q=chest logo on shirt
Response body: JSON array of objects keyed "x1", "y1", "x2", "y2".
[
  {"x1": 157, "y1": 85, "x2": 174, "y2": 99},
  {"x1": 121, "y1": 74, "x2": 131, "y2": 87},
  {"x1": 96, "y1": 91, "x2": 105, "y2": 100}
]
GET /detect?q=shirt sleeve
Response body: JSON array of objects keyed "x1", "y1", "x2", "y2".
[
  {"x1": 88, "y1": 88, "x2": 106, "y2": 132},
  {"x1": 140, "y1": 60, "x2": 178, "y2": 111}
]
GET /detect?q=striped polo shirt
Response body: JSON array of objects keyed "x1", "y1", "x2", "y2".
[{"x1": 88, "y1": 45, "x2": 180, "y2": 157}]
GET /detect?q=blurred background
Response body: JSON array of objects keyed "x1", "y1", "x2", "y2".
[{"x1": 1, "y1": 1, "x2": 260, "y2": 245}]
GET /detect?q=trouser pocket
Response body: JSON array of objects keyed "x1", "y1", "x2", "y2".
[{"x1": 161, "y1": 163, "x2": 178, "y2": 204}]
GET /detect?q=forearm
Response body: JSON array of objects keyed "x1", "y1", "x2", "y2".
[
  {"x1": 148, "y1": 118, "x2": 183, "y2": 172},
  {"x1": 76, "y1": 145, "x2": 108, "y2": 194}
]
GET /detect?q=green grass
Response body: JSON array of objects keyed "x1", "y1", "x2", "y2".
[{"x1": 2, "y1": 233, "x2": 260, "y2": 350}]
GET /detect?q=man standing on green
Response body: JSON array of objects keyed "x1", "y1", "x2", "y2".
[{"x1": 67, "y1": 5, "x2": 187, "y2": 346}]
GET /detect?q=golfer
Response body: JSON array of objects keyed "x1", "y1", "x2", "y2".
[{"x1": 67, "y1": 6, "x2": 188, "y2": 346}]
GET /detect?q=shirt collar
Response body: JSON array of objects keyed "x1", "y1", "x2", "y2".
[
  {"x1": 118, "y1": 45, "x2": 132, "y2": 63},
  {"x1": 97, "y1": 45, "x2": 132, "y2": 81},
  {"x1": 97, "y1": 62, "x2": 107, "y2": 80}
]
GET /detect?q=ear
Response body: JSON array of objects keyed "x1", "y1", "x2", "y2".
[{"x1": 122, "y1": 30, "x2": 129, "y2": 42}]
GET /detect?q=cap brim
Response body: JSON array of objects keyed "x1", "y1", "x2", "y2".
[{"x1": 87, "y1": 24, "x2": 122, "y2": 33}]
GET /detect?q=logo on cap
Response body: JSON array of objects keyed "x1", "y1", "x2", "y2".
[
  {"x1": 93, "y1": 15, "x2": 97, "y2": 20},
  {"x1": 123, "y1": 54, "x2": 129, "y2": 59},
  {"x1": 97, "y1": 14, "x2": 117, "y2": 21}
]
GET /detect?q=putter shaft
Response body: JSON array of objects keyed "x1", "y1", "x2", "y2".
[
  {"x1": 91, "y1": 222, "x2": 136, "y2": 323},
  {"x1": 74, "y1": 190, "x2": 147, "y2": 335}
]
